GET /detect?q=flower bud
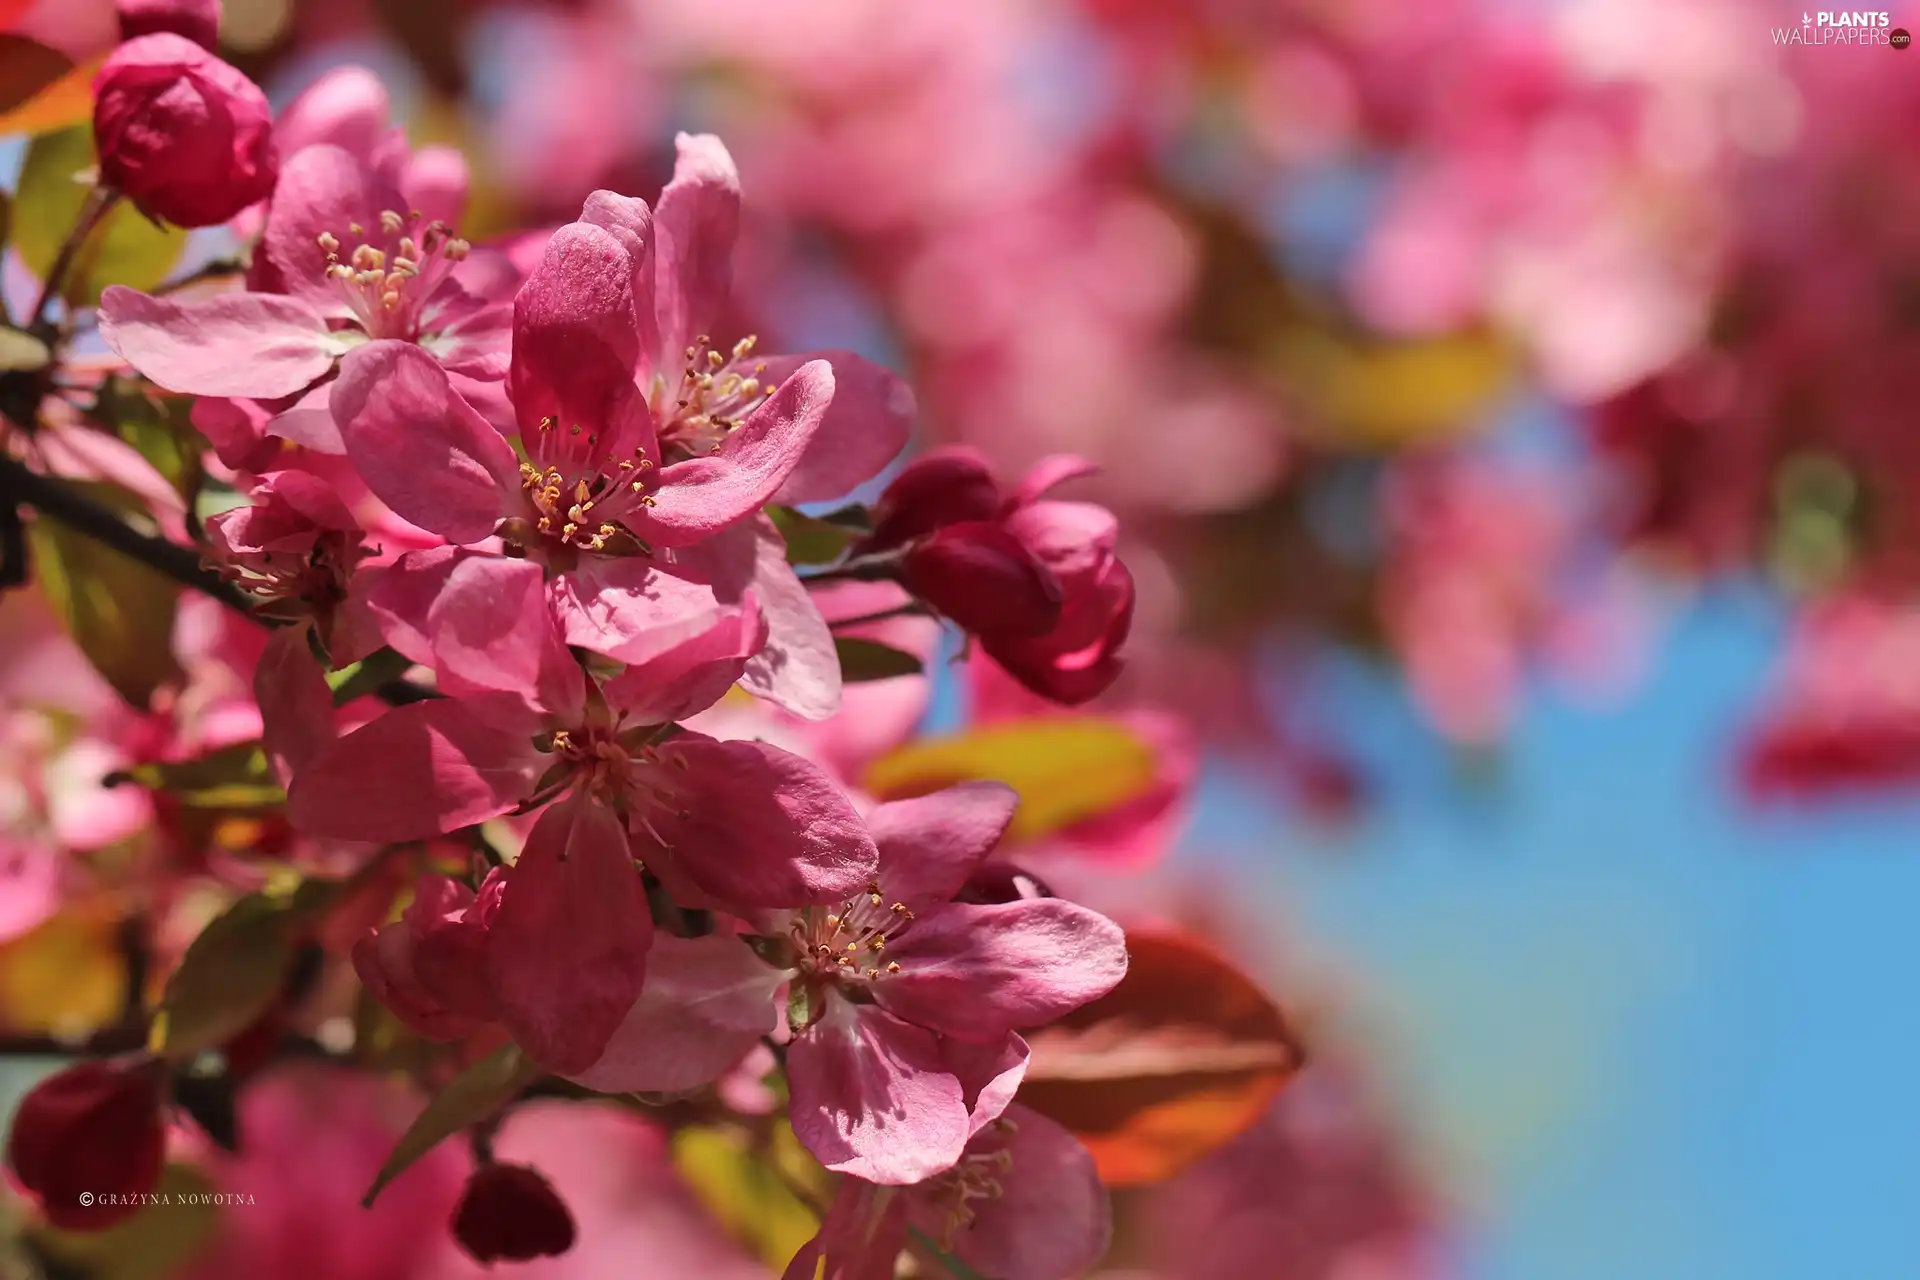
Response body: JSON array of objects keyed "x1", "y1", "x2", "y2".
[
  {"x1": 902, "y1": 521, "x2": 1063, "y2": 638},
  {"x1": 116, "y1": 0, "x2": 220, "y2": 49},
  {"x1": 452, "y1": 1162, "x2": 576, "y2": 1264},
  {"x1": 868, "y1": 446, "x2": 1003, "y2": 550},
  {"x1": 92, "y1": 34, "x2": 277, "y2": 228},
  {"x1": 6, "y1": 1056, "x2": 167, "y2": 1231}
]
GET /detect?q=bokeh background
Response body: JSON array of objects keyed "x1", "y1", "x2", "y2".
[{"x1": 7, "y1": 0, "x2": 1920, "y2": 1275}]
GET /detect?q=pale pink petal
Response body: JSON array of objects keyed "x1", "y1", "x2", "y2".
[
  {"x1": 254, "y1": 625, "x2": 336, "y2": 786},
  {"x1": 263, "y1": 378, "x2": 344, "y2": 454},
  {"x1": 1010, "y1": 455, "x2": 1100, "y2": 508},
  {"x1": 766, "y1": 351, "x2": 915, "y2": 506},
  {"x1": 740, "y1": 516, "x2": 841, "y2": 720},
  {"x1": 944, "y1": 1034, "x2": 1030, "y2": 1137},
  {"x1": 599, "y1": 593, "x2": 766, "y2": 725},
  {"x1": 273, "y1": 66, "x2": 393, "y2": 165},
  {"x1": 641, "y1": 733, "x2": 877, "y2": 909},
  {"x1": 426, "y1": 555, "x2": 583, "y2": 718},
  {"x1": 877, "y1": 900, "x2": 1128, "y2": 1041},
  {"x1": 631, "y1": 361, "x2": 834, "y2": 546},
  {"x1": 262, "y1": 144, "x2": 411, "y2": 314},
  {"x1": 98, "y1": 287, "x2": 336, "y2": 399},
  {"x1": 399, "y1": 144, "x2": 468, "y2": 227},
  {"x1": 487, "y1": 796, "x2": 652, "y2": 1074},
  {"x1": 0, "y1": 839, "x2": 62, "y2": 944},
  {"x1": 286, "y1": 695, "x2": 543, "y2": 841},
  {"x1": 787, "y1": 1002, "x2": 970, "y2": 1185},
  {"x1": 548, "y1": 559, "x2": 734, "y2": 666},
  {"x1": 651, "y1": 132, "x2": 740, "y2": 365},
  {"x1": 870, "y1": 783, "x2": 1018, "y2": 913},
  {"x1": 332, "y1": 340, "x2": 517, "y2": 544},
  {"x1": 567, "y1": 933, "x2": 781, "y2": 1094}
]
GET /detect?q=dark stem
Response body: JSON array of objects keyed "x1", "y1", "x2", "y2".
[
  {"x1": 151, "y1": 257, "x2": 246, "y2": 297},
  {"x1": 827, "y1": 602, "x2": 929, "y2": 630},
  {"x1": 30, "y1": 186, "x2": 121, "y2": 333}
]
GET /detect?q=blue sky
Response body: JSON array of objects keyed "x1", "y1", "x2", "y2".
[{"x1": 1188, "y1": 586, "x2": 1920, "y2": 1278}]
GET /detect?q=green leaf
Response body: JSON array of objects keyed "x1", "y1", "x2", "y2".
[
  {"x1": 16, "y1": 125, "x2": 188, "y2": 306},
  {"x1": 153, "y1": 881, "x2": 341, "y2": 1060},
  {"x1": 363, "y1": 1045, "x2": 538, "y2": 1207},
  {"x1": 27, "y1": 480, "x2": 182, "y2": 708},
  {"x1": 672, "y1": 1124, "x2": 823, "y2": 1269},
  {"x1": 95, "y1": 376, "x2": 204, "y2": 505},
  {"x1": 106, "y1": 740, "x2": 284, "y2": 810},
  {"x1": 0, "y1": 327, "x2": 50, "y2": 373},
  {"x1": 834, "y1": 635, "x2": 923, "y2": 682},
  {"x1": 327, "y1": 646, "x2": 417, "y2": 705},
  {"x1": 768, "y1": 505, "x2": 857, "y2": 566}
]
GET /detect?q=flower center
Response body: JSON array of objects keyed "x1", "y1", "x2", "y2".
[
  {"x1": 926, "y1": 1119, "x2": 1018, "y2": 1246},
  {"x1": 517, "y1": 426, "x2": 658, "y2": 552},
  {"x1": 215, "y1": 532, "x2": 367, "y2": 628},
  {"x1": 652, "y1": 334, "x2": 776, "y2": 460},
  {"x1": 791, "y1": 882, "x2": 916, "y2": 982},
  {"x1": 315, "y1": 209, "x2": 469, "y2": 342},
  {"x1": 546, "y1": 729, "x2": 686, "y2": 843}
]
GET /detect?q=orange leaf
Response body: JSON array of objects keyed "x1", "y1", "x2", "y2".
[{"x1": 1017, "y1": 930, "x2": 1304, "y2": 1187}]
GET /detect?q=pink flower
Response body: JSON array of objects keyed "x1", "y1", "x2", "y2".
[
  {"x1": 204, "y1": 469, "x2": 372, "y2": 652},
  {"x1": 99, "y1": 141, "x2": 508, "y2": 453},
  {"x1": 764, "y1": 783, "x2": 1128, "y2": 1183},
  {"x1": 291, "y1": 553, "x2": 875, "y2": 1070},
  {"x1": 91, "y1": 33, "x2": 276, "y2": 228},
  {"x1": 867, "y1": 449, "x2": 1135, "y2": 705},
  {"x1": 783, "y1": 1105, "x2": 1110, "y2": 1280}
]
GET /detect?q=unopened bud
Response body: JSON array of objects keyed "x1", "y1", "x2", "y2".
[
  {"x1": 451, "y1": 1162, "x2": 576, "y2": 1263},
  {"x1": 5, "y1": 1055, "x2": 167, "y2": 1231}
]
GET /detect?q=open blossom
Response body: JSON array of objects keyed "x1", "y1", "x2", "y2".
[
  {"x1": 99, "y1": 141, "x2": 508, "y2": 455},
  {"x1": 764, "y1": 783, "x2": 1126, "y2": 1183},
  {"x1": 784, "y1": 1105, "x2": 1110, "y2": 1280},
  {"x1": 327, "y1": 136, "x2": 909, "y2": 713},
  {"x1": 291, "y1": 552, "x2": 875, "y2": 1070},
  {"x1": 92, "y1": 33, "x2": 276, "y2": 228},
  {"x1": 866, "y1": 448, "x2": 1135, "y2": 704}
]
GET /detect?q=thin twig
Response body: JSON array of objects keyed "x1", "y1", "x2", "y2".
[
  {"x1": 30, "y1": 187, "x2": 120, "y2": 333},
  {"x1": 826, "y1": 602, "x2": 928, "y2": 630}
]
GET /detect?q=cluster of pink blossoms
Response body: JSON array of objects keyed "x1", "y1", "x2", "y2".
[{"x1": 33, "y1": 15, "x2": 1141, "y2": 1269}]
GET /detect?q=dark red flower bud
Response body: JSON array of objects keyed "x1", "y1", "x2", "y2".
[
  {"x1": 116, "y1": 0, "x2": 220, "y2": 50},
  {"x1": 868, "y1": 446, "x2": 1003, "y2": 549},
  {"x1": 902, "y1": 521, "x2": 1063, "y2": 638},
  {"x1": 452, "y1": 1162, "x2": 576, "y2": 1264},
  {"x1": 982, "y1": 556, "x2": 1134, "y2": 705},
  {"x1": 6, "y1": 1056, "x2": 167, "y2": 1231},
  {"x1": 92, "y1": 34, "x2": 277, "y2": 228}
]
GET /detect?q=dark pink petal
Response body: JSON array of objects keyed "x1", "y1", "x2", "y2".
[
  {"x1": 579, "y1": 189, "x2": 660, "y2": 365},
  {"x1": 286, "y1": 695, "x2": 542, "y2": 841},
  {"x1": 263, "y1": 378, "x2": 344, "y2": 455},
  {"x1": 262, "y1": 144, "x2": 410, "y2": 314},
  {"x1": 868, "y1": 446, "x2": 1002, "y2": 549},
  {"x1": 486, "y1": 797, "x2": 651, "y2": 1075},
  {"x1": 426, "y1": 555, "x2": 583, "y2": 719},
  {"x1": 357, "y1": 546, "x2": 464, "y2": 668},
  {"x1": 510, "y1": 222, "x2": 645, "y2": 455},
  {"x1": 787, "y1": 1002, "x2": 970, "y2": 1185},
  {"x1": 982, "y1": 559, "x2": 1133, "y2": 706},
  {"x1": 765, "y1": 351, "x2": 915, "y2": 505},
  {"x1": 903, "y1": 521, "x2": 1062, "y2": 637},
  {"x1": 651, "y1": 132, "x2": 740, "y2": 365},
  {"x1": 404, "y1": 874, "x2": 499, "y2": 1022},
  {"x1": 876, "y1": 900, "x2": 1128, "y2": 1041},
  {"x1": 547, "y1": 559, "x2": 734, "y2": 667},
  {"x1": 333, "y1": 340, "x2": 518, "y2": 544},
  {"x1": 254, "y1": 625, "x2": 336, "y2": 786},
  {"x1": 927, "y1": 1106, "x2": 1112, "y2": 1280},
  {"x1": 781, "y1": 1180, "x2": 907, "y2": 1280},
  {"x1": 740, "y1": 517, "x2": 841, "y2": 721},
  {"x1": 189, "y1": 397, "x2": 278, "y2": 472},
  {"x1": 352, "y1": 927, "x2": 485, "y2": 1042},
  {"x1": 1008, "y1": 455, "x2": 1099, "y2": 509},
  {"x1": 599, "y1": 593, "x2": 766, "y2": 725},
  {"x1": 642, "y1": 733, "x2": 877, "y2": 909},
  {"x1": 869, "y1": 782, "x2": 1018, "y2": 913},
  {"x1": 98, "y1": 287, "x2": 336, "y2": 399},
  {"x1": 632, "y1": 361, "x2": 835, "y2": 546},
  {"x1": 566, "y1": 933, "x2": 781, "y2": 1094}
]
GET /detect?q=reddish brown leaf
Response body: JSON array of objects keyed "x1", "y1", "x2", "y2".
[{"x1": 1017, "y1": 929, "x2": 1304, "y2": 1187}]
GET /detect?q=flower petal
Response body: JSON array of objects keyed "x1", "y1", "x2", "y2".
[
  {"x1": 254, "y1": 626, "x2": 336, "y2": 786},
  {"x1": 285, "y1": 695, "x2": 542, "y2": 841},
  {"x1": 877, "y1": 900, "x2": 1128, "y2": 1041},
  {"x1": 766, "y1": 351, "x2": 915, "y2": 506},
  {"x1": 487, "y1": 796, "x2": 652, "y2": 1074},
  {"x1": 427, "y1": 554, "x2": 583, "y2": 718},
  {"x1": 262, "y1": 144, "x2": 410, "y2": 314},
  {"x1": 99, "y1": 287, "x2": 336, "y2": 400},
  {"x1": 566, "y1": 933, "x2": 781, "y2": 1094},
  {"x1": 599, "y1": 592, "x2": 766, "y2": 725},
  {"x1": 787, "y1": 1002, "x2": 970, "y2": 1185},
  {"x1": 333, "y1": 340, "x2": 518, "y2": 544},
  {"x1": 631, "y1": 361, "x2": 834, "y2": 546},
  {"x1": 928, "y1": 1105, "x2": 1112, "y2": 1280},
  {"x1": 547, "y1": 558, "x2": 735, "y2": 667},
  {"x1": 651, "y1": 132, "x2": 740, "y2": 366},
  {"x1": 510, "y1": 221, "x2": 647, "y2": 457},
  {"x1": 641, "y1": 733, "x2": 877, "y2": 909},
  {"x1": 870, "y1": 782, "x2": 1018, "y2": 913},
  {"x1": 263, "y1": 378, "x2": 344, "y2": 455},
  {"x1": 740, "y1": 518, "x2": 841, "y2": 721}
]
